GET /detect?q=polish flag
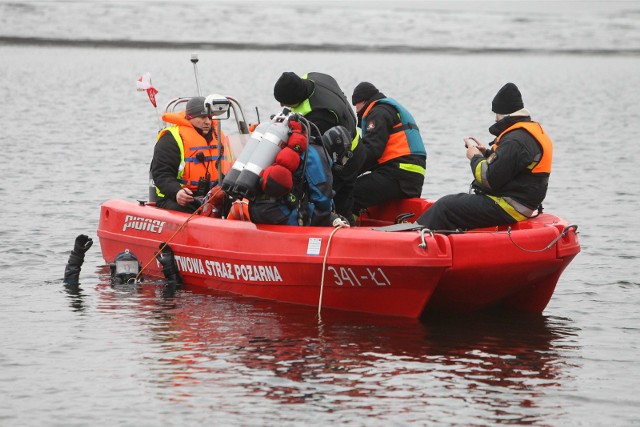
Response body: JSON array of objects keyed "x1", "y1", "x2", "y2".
[{"x1": 137, "y1": 72, "x2": 159, "y2": 107}]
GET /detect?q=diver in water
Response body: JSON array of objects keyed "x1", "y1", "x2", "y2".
[
  {"x1": 63, "y1": 234, "x2": 93, "y2": 285},
  {"x1": 63, "y1": 233, "x2": 182, "y2": 295}
]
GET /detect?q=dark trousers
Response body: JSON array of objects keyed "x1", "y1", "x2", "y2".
[
  {"x1": 416, "y1": 193, "x2": 517, "y2": 231},
  {"x1": 352, "y1": 167, "x2": 423, "y2": 214},
  {"x1": 332, "y1": 176, "x2": 356, "y2": 222}
]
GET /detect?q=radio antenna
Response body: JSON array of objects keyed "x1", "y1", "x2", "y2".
[{"x1": 191, "y1": 52, "x2": 202, "y2": 96}]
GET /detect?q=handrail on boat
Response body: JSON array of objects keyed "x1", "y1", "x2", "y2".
[{"x1": 163, "y1": 95, "x2": 250, "y2": 135}]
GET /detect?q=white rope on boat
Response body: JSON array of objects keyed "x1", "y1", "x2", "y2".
[{"x1": 318, "y1": 224, "x2": 347, "y2": 317}]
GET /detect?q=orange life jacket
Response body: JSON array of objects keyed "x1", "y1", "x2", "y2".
[
  {"x1": 227, "y1": 199, "x2": 251, "y2": 221},
  {"x1": 158, "y1": 112, "x2": 223, "y2": 193},
  {"x1": 495, "y1": 121, "x2": 553, "y2": 173}
]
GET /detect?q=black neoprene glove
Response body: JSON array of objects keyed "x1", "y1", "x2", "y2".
[
  {"x1": 156, "y1": 243, "x2": 182, "y2": 285},
  {"x1": 73, "y1": 234, "x2": 94, "y2": 257},
  {"x1": 64, "y1": 234, "x2": 93, "y2": 285}
]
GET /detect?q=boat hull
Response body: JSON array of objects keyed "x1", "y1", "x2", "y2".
[
  {"x1": 98, "y1": 199, "x2": 451, "y2": 318},
  {"x1": 97, "y1": 199, "x2": 580, "y2": 317}
]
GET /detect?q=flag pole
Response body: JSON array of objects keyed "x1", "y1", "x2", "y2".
[{"x1": 154, "y1": 106, "x2": 162, "y2": 132}]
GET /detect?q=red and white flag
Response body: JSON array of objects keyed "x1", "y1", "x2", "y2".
[{"x1": 137, "y1": 72, "x2": 159, "y2": 107}]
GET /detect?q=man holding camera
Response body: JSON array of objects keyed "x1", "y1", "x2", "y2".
[
  {"x1": 150, "y1": 96, "x2": 223, "y2": 213},
  {"x1": 415, "y1": 82, "x2": 553, "y2": 230}
]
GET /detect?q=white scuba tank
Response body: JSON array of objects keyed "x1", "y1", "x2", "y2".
[
  {"x1": 233, "y1": 110, "x2": 292, "y2": 200},
  {"x1": 221, "y1": 120, "x2": 270, "y2": 195}
]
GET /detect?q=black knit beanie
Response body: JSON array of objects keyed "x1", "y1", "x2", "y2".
[
  {"x1": 351, "y1": 82, "x2": 379, "y2": 105},
  {"x1": 273, "y1": 72, "x2": 310, "y2": 105},
  {"x1": 491, "y1": 83, "x2": 524, "y2": 114}
]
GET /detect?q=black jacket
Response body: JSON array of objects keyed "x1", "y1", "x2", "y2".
[
  {"x1": 300, "y1": 73, "x2": 357, "y2": 137},
  {"x1": 470, "y1": 116, "x2": 549, "y2": 209}
]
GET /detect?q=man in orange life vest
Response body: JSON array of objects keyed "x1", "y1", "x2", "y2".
[
  {"x1": 416, "y1": 82, "x2": 553, "y2": 230},
  {"x1": 150, "y1": 96, "x2": 223, "y2": 213},
  {"x1": 350, "y1": 82, "x2": 427, "y2": 217}
]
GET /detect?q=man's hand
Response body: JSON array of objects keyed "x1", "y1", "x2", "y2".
[
  {"x1": 464, "y1": 137, "x2": 486, "y2": 160},
  {"x1": 176, "y1": 187, "x2": 194, "y2": 206}
]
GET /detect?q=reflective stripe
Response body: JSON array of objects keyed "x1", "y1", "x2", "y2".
[
  {"x1": 292, "y1": 95, "x2": 340, "y2": 124},
  {"x1": 473, "y1": 160, "x2": 491, "y2": 189},
  {"x1": 473, "y1": 161, "x2": 483, "y2": 183},
  {"x1": 399, "y1": 163, "x2": 425, "y2": 175},
  {"x1": 179, "y1": 178, "x2": 218, "y2": 187},
  {"x1": 487, "y1": 195, "x2": 534, "y2": 221},
  {"x1": 503, "y1": 196, "x2": 536, "y2": 217},
  {"x1": 185, "y1": 156, "x2": 220, "y2": 163},
  {"x1": 351, "y1": 128, "x2": 360, "y2": 151},
  {"x1": 291, "y1": 98, "x2": 312, "y2": 116},
  {"x1": 190, "y1": 145, "x2": 215, "y2": 150},
  {"x1": 156, "y1": 126, "x2": 186, "y2": 199}
]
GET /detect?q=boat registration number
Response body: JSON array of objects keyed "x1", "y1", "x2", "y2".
[{"x1": 326, "y1": 266, "x2": 391, "y2": 287}]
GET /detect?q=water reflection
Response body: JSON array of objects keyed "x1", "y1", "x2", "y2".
[
  {"x1": 92, "y1": 278, "x2": 580, "y2": 424},
  {"x1": 62, "y1": 283, "x2": 86, "y2": 313}
]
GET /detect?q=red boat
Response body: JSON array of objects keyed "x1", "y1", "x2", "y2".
[
  {"x1": 100, "y1": 83, "x2": 579, "y2": 318},
  {"x1": 97, "y1": 197, "x2": 580, "y2": 318}
]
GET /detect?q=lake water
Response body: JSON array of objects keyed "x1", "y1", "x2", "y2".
[{"x1": 1, "y1": 1, "x2": 640, "y2": 426}]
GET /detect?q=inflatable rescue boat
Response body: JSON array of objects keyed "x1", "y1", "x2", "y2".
[
  {"x1": 98, "y1": 196, "x2": 579, "y2": 318},
  {"x1": 98, "y1": 88, "x2": 580, "y2": 318}
]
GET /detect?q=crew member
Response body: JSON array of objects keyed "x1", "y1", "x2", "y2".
[
  {"x1": 350, "y1": 82, "x2": 427, "y2": 218},
  {"x1": 273, "y1": 71, "x2": 357, "y2": 137},
  {"x1": 273, "y1": 71, "x2": 363, "y2": 222},
  {"x1": 416, "y1": 82, "x2": 553, "y2": 230},
  {"x1": 150, "y1": 96, "x2": 223, "y2": 213}
]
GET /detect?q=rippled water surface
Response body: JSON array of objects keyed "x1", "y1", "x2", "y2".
[{"x1": 2, "y1": 1, "x2": 640, "y2": 426}]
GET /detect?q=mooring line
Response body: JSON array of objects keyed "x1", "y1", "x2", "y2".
[{"x1": 318, "y1": 224, "x2": 347, "y2": 317}]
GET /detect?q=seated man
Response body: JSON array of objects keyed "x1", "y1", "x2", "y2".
[
  {"x1": 350, "y1": 82, "x2": 427, "y2": 218},
  {"x1": 416, "y1": 82, "x2": 553, "y2": 231},
  {"x1": 150, "y1": 97, "x2": 223, "y2": 213}
]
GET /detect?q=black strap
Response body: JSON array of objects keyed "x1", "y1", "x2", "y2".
[{"x1": 390, "y1": 122, "x2": 419, "y2": 134}]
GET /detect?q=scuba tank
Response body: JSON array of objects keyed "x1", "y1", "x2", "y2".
[
  {"x1": 233, "y1": 110, "x2": 292, "y2": 200},
  {"x1": 221, "y1": 120, "x2": 270, "y2": 196}
]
